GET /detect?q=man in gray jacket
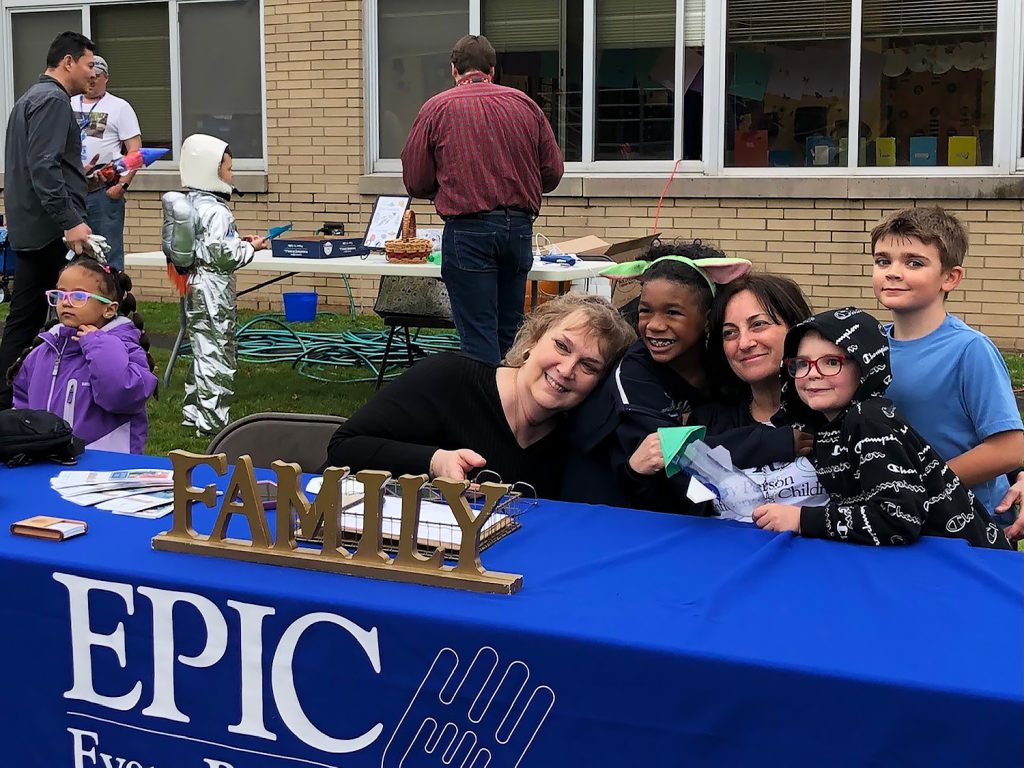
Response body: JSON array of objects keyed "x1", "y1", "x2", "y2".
[{"x1": 0, "y1": 31, "x2": 95, "y2": 409}]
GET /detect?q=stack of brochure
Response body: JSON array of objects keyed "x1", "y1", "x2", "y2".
[{"x1": 50, "y1": 469, "x2": 176, "y2": 519}]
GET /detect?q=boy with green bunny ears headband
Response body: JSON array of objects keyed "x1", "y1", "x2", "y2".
[{"x1": 560, "y1": 239, "x2": 751, "y2": 513}]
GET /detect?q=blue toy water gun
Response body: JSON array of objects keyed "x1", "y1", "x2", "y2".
[
  {"x1": 540, "y1": 252, "x2": 577, "y2": 265},
  {"x1": 266, "y1": 224, "x2": 293, "y2": 240}
]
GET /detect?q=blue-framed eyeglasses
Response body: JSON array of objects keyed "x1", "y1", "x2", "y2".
[{"x1": 45, "y1": 289, "x2": 113, "y2": 308}]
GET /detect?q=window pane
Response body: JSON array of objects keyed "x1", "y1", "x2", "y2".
[
  {"x1": 859, "y1": 0, "x2": 996, "y2": 168},
  {"x1": 485, "y1": 0, "x2": 582, "y2": 162},
  {"x1": 91, "y1": 3, "x2": 172, "y2": 155},
  {"x1": 378, "y1": 0, "x2": 469, "y2": 159},
  {"x1": 596, "y1": 0, "x2": 699, "y2": 161},
  {"x1": 180, "y1": 0, "x2": 263, "y2": 159},
  {"x1": 725, "y1": 1, "x2": 851, "y2": 168},
  {"x1": 12, "y1": 11, "x2": 82, "y2": 100}
]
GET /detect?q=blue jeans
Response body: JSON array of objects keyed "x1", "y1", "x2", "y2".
[
  {"x1": 86, "y1": 189, "x2": 126, "y2": 271},
  {"x1": 441, "y1": 212, "x2": 533, "y2": 365}
]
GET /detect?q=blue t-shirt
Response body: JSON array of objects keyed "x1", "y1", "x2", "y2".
[{"x1": 886, "y1": 314, "x2": 1022, "y2": 517}]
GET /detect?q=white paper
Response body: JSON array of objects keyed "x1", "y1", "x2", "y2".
[
  {"x1": 97, "y1": 491, "x2": 175, "y2": 513},
  {"x1": 51, "y1": 522, "x2": 86, "y2": 536},
  {"x1": 51, "y1": 469, "x2": 174, "y2": 487},
  {"x1": 364, "y1": 196, "x2": 410, "y2": 249},
  {"x1": 112, "y1": 503, "x2": 174, "y2": 519},
  {"x1": 60, "y1": 487, "x2": 174, "y2": 506},
  {"x1": 678, "y1": 441, "x2": 767, "y2": 523},
  {"x1": 339, "y1": 496, "x2": 509, "y2": 549},
  {"x1": 55, "y1": 482, "x2": 174, "y2": 498}
]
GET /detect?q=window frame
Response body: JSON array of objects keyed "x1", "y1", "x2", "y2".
[
  {"x1": 0, "y1": 0, "x2": 267, "y2": 172},
  {"x1": 367, "y1": 0, "x2": 1024, "y2": 177},
  {"x1": 1011, "y1": 0, "x2": 1024, "y2": 170},
  {"x1": 365, "y1": 0, "x2": 714, "y2": 174}
]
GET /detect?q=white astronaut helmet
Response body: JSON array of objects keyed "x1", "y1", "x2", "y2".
[{"x1": 180, "y1": 133, "x2": 232, "y2": 196}]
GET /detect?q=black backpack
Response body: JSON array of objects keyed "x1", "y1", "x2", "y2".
[{"x1": 0, "y1": 409, "x2": 84, "y2": 467}]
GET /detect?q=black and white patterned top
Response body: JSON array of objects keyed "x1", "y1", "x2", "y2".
[{"x1": 780, "y1": 307, "x2": 1010, "y2": 550}]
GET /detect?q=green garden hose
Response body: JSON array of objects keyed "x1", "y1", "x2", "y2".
[{"x1": 176, "y1": 314, "x2": 460, "y2": 384}]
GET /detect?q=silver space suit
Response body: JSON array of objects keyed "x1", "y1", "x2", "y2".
[{"x1": 161, "y1": 134, "x2": 254, "y2": 435}]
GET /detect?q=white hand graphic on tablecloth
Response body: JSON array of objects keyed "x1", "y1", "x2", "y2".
[{"x1": 381, "y1": 646, "x2": 554, "y2": 768}]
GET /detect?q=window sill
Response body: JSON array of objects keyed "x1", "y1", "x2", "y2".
[
  {"x1": 358, "y1": 172, "x2": 1024, "y2": 200},
  {"x1": 0, "y1": 170, "x2": 269, "y2": 194}
]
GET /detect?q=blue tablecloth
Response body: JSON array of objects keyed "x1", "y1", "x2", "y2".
[{"x1": 1, "y1": 450, "x2": 1021, "y2": 767}]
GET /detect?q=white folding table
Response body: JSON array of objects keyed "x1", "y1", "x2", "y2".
[{"x1": 125, "y1": 250, "x2": 611, "y2": 388}]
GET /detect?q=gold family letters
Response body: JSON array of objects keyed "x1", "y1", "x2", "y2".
[{"x1": 151, "y1": 451, "x2": 523, "y2": 594}]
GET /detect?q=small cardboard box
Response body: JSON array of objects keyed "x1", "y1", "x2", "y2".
[
  {"x1": 271, "y1": 238, "x2": 369, "y2": 259},
  {"x1": 545, "y1": 233, "x2": 659, "y2": 308}
]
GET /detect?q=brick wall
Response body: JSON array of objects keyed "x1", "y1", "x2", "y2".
[
  {"x1": 123, "y1": 192, "x2": 1024, "y2": 350},
  {"x1": 25, "y1": 0, "x2": 1024, "y2": 349}
]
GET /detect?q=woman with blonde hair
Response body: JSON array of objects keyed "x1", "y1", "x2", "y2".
[{"x1": 326, "y1": 293, "x2": 635, "y2": 498}]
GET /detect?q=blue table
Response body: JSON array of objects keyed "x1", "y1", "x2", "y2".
[{"x1": 1, "y1": 450, "x2": 1021, "y2": 767}]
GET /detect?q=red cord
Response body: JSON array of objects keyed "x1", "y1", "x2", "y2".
[{"x1": 651, "y1": 158, "x2": 683, "y2": 235}]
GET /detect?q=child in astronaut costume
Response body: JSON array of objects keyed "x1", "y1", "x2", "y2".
[{"x1": 161, "y1": 134, "x2": 267, "y2": 435}]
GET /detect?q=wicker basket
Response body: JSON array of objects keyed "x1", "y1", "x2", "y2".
[{"x1": 384, "y1": 210, "x2": 433, "y2": 264}]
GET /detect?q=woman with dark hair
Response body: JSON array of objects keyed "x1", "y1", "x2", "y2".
[{"x1": 689, "y1": 272, "x2": 827, "y2": 516}]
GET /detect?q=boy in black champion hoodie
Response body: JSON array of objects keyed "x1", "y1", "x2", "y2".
[{"x1": 751, "y1": 307, "x2": 1010, "y2": 550}]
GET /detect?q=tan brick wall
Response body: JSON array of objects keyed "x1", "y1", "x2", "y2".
[
  {"x1": 122, "y1": 192, "x2": 1024, "y2": 350},
  {"x1": 89, "y1": 0, "x2": 1024, "y2": 350}
]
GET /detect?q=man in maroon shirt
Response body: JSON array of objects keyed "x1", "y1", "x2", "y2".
[{"x1": 401, "y1": 35, "x2": 564, "y2": 364}]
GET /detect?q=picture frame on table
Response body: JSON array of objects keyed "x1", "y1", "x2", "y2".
[{"x1": 363, "y1": 195, "x2": 411, "y2": 250}]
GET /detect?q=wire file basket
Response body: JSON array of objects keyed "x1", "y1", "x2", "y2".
[{"x1": 298, "y1": 470, "x2": 537, "y2": 558}]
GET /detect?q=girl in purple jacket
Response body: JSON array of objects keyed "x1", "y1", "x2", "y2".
[{"x1": 8, "y1": 257, "x2": 157, "y2": 454}]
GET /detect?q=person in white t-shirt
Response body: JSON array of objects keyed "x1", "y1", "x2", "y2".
[{"x1": 73, "y1": 55, "x2": 141, "y2": 270}]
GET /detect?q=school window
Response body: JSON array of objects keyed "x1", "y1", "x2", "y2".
[
  {"x1": 484, "y1": 0, "x2": 583, "y2": 162},
  {"x1": 724, "y1": 1, "x2": 852, "y2": 168},
  {"x1": 372, "y1": 0, "x2": 705, "y2": 167},
  {"x1": 369, "y1": 0, "x2": 1023, "y2": 175},
  {"x1": 376, "y1": 0, "x2": 470, "y2": 160},
  {"x1": 3, "y1": 0, "x2": 265, "y2": 167},
  {"x1": 11, "y1": 10, "x2": 83, "y2": 100},
  {"x1": 595, "y1": 0, "x2": 704, "y2": 162},
  {"x1": 90, "y1": 3, "x2": 173, "y2": 155},
  {"x1": 179, "y1": 0, "x2": 263, "y2": 160},
  {"x1": 858, "y1": 0, "x2": 997, "y2": 168}
]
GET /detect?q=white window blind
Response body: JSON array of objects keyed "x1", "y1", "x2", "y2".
[
  {"x1": 91, "y1": 3, "x2": 172, "y2": 149},
  {"x1": 483, "y1": 0, "x2": 560, "y2": 51},
  {"x1": 862, "y1": 0, "x2": 997, "y2": 37},
  {"x1": 727, "y1": 0, "x2": 851, "y2": 42},
  {"x1": 11, "y1": 11, "x2": 82, "y2": 99},
  {"x1": 597, "y1": 0, "x2": 705, "y2": 48}
]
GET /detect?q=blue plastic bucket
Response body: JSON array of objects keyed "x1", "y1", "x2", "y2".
[{"x1": 282, "y1": 291, "x2": 318, "y2": 322}]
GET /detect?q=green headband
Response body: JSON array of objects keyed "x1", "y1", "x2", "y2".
[{"x1": 601, "y1": 255, "x2": 752, "y2": 296}]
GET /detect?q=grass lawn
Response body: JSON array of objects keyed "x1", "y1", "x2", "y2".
[
  {"x1": 1005, "y1": 353, "x2": 1024, "y2": 393},
  {"x1": 0, "y1": 300, "x2": 395, "y2": 456},
  {"x1": 1, "y1": 300, "x2": 1021, "y2": 459},
  {"x1": 142, "y1": 304, "x2": 403, "y2": 456}
]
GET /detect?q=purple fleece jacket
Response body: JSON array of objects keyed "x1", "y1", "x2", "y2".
[{"x1": 12, "y1": 316, "x2": 157, "y2": 453}]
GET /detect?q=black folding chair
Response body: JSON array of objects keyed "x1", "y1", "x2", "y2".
[{"x1": 205, "y1": 412, "x2": 347, "y2": 474}]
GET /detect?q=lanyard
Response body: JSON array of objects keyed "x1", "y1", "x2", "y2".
[{"x1": 77, "y1": 96, "x2": 101, "y2": 132}]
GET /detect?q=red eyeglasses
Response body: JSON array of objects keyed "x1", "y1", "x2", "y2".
[{"x1": 784, "y1": 355, "x2": 851, "y2": 378}]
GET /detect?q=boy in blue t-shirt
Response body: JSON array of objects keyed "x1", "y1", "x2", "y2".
[{"x1": 870, "y1": 206, "x2": 1023, "y2": 538}]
